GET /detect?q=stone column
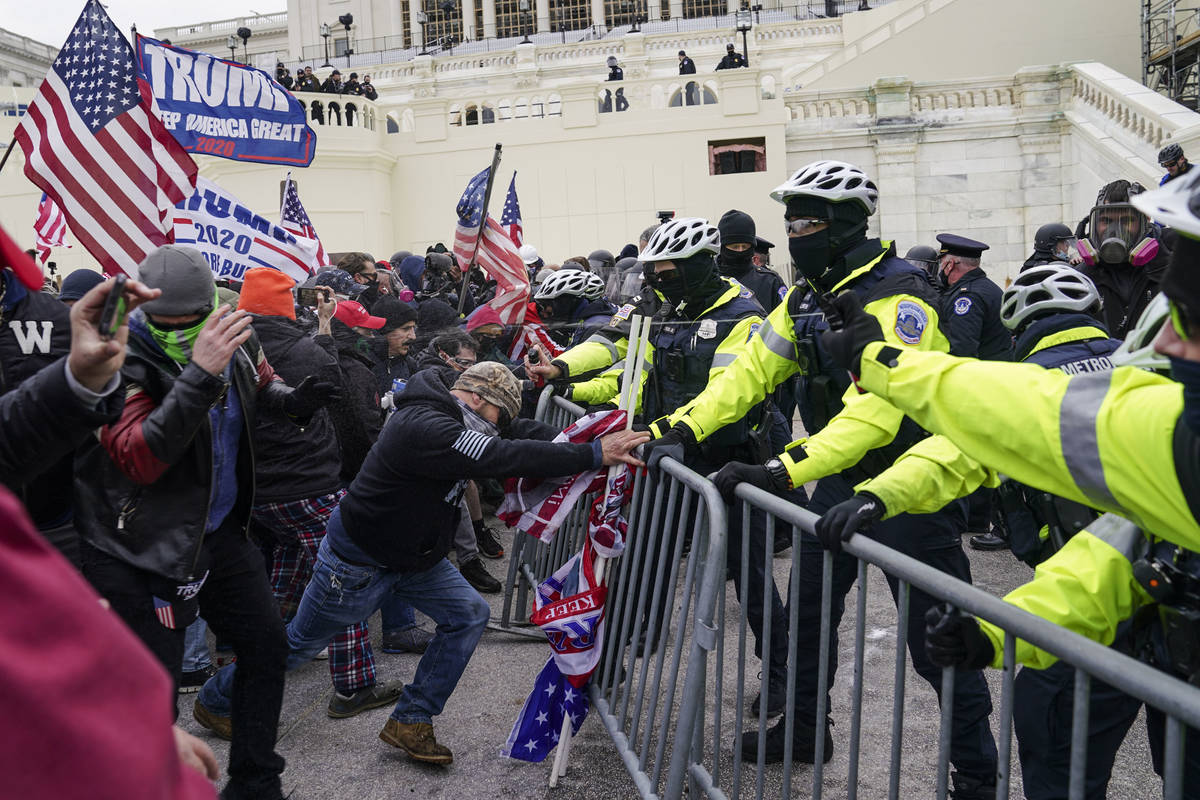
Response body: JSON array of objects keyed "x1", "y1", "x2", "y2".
[
  {"x1": 591, "y1": 0, "x2": 607, "y2": 30},
  {"x1": 668, "y1": 0, "x2": 683, "y2": 20},
  {"x1": 647, "y1": 0, "x2": 661, "y2": 21},
  {"x1": 868, "y1": 78, "x2": 919, "y2": 248},
  {"x1": 536, "y1": 0, "x2": 551, "y2": 32},
  {"x1": 409, "y1": 1, "x2": 424, "y2": 49},
  {"x1": 483, "y1": 0, "x2": 498, "y2": 38},
  {"x1": 462, "y1": 0, "x2": 477, "y2": 40},
  {"x1": 1015, "y1": 66, "x2": 1069, "y2": 275}
]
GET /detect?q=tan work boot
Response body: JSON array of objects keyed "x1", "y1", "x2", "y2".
[
  {"x1": 193, "y1": 698, "x2": 232, "y2": 741},
  {"x1": 379, "y1": 719, "x2": 453, "y2": 765}
]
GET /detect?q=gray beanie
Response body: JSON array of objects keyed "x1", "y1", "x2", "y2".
[{"x1": 138, "y1": 245, "x2": 216, "y2": 316}]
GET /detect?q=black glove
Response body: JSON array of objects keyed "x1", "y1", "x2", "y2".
[
  {"x1": 814, "y1": 492, "x2": 885, "y2": 554},
  {"x1": 713, "y1": 461, "x2": 783, "y2": 502},
  {"x1": 924, "y1": 604, "x2": 994, "y2": 670},
  {"x1": 640, "y1": 424, "x2": 696, "y2": 471},
  {"x1": 818, "y1": 292, "x2": 885, "y2": 376},
  {"x1": 284, "y1": 375, "x2": 343, "y2": 419}
]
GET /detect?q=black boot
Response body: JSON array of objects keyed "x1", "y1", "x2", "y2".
[
  {"x1": 950, "y1": 770, "x2": 997, "y2": 800},
  {"x1": 740, "y1": 715, "x2": 833, "y2": 764},
  {"x1": 969, "y1": 531, "x2": 1008, "y2": 551}
]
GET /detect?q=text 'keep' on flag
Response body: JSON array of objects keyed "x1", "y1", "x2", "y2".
[
  {"x1": 14, "y1": 0, "x2": 197, "y2": 278},
  {"x1": 135, "y1": 36, "x2": 316, "y2": 166},
  {"x1": 502, "y1": 540, "x2": 606, "y2": 763}
]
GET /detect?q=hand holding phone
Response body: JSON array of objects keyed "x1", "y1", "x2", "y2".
[{"x1": 98, "y1": 274, "x2": 128, "y2": 340}]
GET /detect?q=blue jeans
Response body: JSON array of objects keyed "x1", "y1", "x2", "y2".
[
  {"x1": 182, "y1": 617, "x2": 212, "y2": 671},
  {"x1": 200, "y1": 537, "x2": 490, "y2": 724}
]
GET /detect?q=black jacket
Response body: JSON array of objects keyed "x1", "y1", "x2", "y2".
[
  {"x1": 338, "y1": 369, "x2": 600, "y2": 572},
  {"x1": 679, "y1": 57, "x2": 696, "y2": 74},
  {"x1": 0, "y1": 358, "x2": 122, "y2": 486},
  {"x1": 250, "y1": 315, "x2": 343, "y2": 503},
  {"x1": 74, "y1": 311, "x2": 294, "y2": 581},
  {"x1": 940, "y1": 268, "x2": 1013, "y2": 361},
  {"x1": 329, "y1": 321, "x2": 384, "y2": 482},
  {"x1": 371, "y1": 339, "x2": 419, "y2": 394},
  {"x1": 1081, "y1": 255, "x2": 1167, "y2": 340},
  {"x1": 715, "y1": 52, "x2": 745, "y2": 70},
  {"x1": 0, "y1": 277, "x2": 73, "y2": 525}
]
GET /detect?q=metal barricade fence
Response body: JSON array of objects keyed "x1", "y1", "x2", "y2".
[
  {"x1": 670, "y1": 482, "x2": 1200, "y2": 800},
  {"x1": 498, "y1": 387, "x2": 591, "y2": 636}
]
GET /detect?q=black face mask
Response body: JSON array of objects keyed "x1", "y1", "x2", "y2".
[
  {"x1": 475, "y1": 335, "x2": 498, "y2": 352},
  {"x1": 937, "y1": 266, "x2": 951, "y2": 290},
  {"x1": 720, "y1": 246, "x2": 754, "y2": 275},
  {"x1": 789, "y1": 228, "x2": 834, "y2": 285},
  {"x1": 647, "y1": 267, "x2": 688, "y2": 305}
]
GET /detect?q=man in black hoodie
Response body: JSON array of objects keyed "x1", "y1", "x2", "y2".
[
  {"x1": 200, "y1": 362, "x2": 647, "y2": 765},
  {"x1": 236, "y1": 268, "x2": 402, "y2": 719}
]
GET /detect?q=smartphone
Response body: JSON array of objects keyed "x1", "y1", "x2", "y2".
[
  {"x1": 98, "y1": 274, "x2": 128, "y2": 340},
  {"x1": 297, "y1": 287, "x2": 323, "y2": 307}
]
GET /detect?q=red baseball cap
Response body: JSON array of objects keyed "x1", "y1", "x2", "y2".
[
  {"x1": 0, "y1": 222, "x2": 46, "y2": 290},
  {"x1": 333, "y1": 299, "x2": 385, "y2": 329}
]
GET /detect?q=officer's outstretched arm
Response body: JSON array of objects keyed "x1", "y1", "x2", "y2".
[
  {"x1": 976, "y1": 516, "x2": 1150, "y2": 670},
  {"x1": 554, "y1": 334, "x2": 628, "y2": 381},
  {"x1": 571, "y1": 344, "x2": 653, "y2": 411},
  {"x1": 670, "y1": 296, "x2": 799, "y2": 441},
  {"x1": 854, "y1": 435, "x2": 999, "y2": 519},
  {"x1": 856, "y1": 342, "x2": 1193, "y2": 544}
]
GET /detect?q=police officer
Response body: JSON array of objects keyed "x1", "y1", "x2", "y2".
[
  {"x1": 934, "y1": 233, "x2": 1011, "y2": 548},
  {"x1": 1022, "y1": 222, "x2": 1079, "y2": 271},
  {"x1": 717, "y1": 210, "x2": 787, "y2": 312},
  {"x1": 642, "y1": 161, "x2": 998, "y2": 796},
  {"x1": 812, "y1": 170, "x2": 1200, "y2": 799},
  {"x1": 753, "y1": 236, "x2": 774, "y2": 268},
  {"x1": 904, "y1": 243, "x2": 940, "y2": 279},
  {"x1": 531, "y1": 269, "x2": 616, "y2": 352},
  {"x1": 580, "y1": 217, "x2": 794, "y2": 713},
  {"x1": 935, "y1": 234, "x2": 1012, "y2": 361}
]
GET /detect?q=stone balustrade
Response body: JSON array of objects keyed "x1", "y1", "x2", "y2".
[
  {"x1": 1068, "y1": 62, "x2": 1186, "y2": 151},
  {"x1": 286, "y1": 91, "x2": 383, "y2": 133},
  {"x1": 156, "y1": 12, "x2": 289, "y2": 41}
]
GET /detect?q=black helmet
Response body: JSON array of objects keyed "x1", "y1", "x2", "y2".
[
  {"x1": 1033, "y1": 223, "x2": 1074, "y2": 254},
  {"x1": 1160, "y1": 143, "x2": 1184, "y2": 166},
  {"x1": 904, "y1": 244, "x2": 938, "y2": 266},
  {"x1": 587, "y1": 249, "x2": 615, "y2": 273}
]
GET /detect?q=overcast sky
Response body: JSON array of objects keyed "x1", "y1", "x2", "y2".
[{"x1": 0, "y1": 1, "x2": 286, "y2": 47}]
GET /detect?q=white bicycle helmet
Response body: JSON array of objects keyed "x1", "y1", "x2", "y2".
[
  {"x1": 1131, "y1": 167, "x2": 1200, "y2": 239},
  {"x1": 769, "y1": 160, "x2": 879, "y2": 215},
  {"x1": 638, "y1": 217, "x2": 720, "y2": 262},
  {"x1": 1111, "y1": 293, "x2": 1171, "y2": 372},
  {"x1": 999, "y1": 265, "x2": 1101, "y2": 331},
  {"x1": 532, "y1": 268, "x2": 606, "y2": 301}
]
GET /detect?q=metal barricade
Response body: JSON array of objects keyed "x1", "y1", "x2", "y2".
[
  {"x1": 671, "y1": 481, "x2": 1200, "y2": 800},
  {"x1": 590, "y1": 455, "x2": 728, "y2": 800},
  {"x1": 498, "y1": 387, "x2": 590, "y2": 636}
]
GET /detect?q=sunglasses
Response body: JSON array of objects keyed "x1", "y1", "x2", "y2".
[
  {"x1": 1163, "y1": 159, "x2": 1182, "y2": 169},
  {"x1": 784, "y1": 217, "x2": 828, "y2": 235},
  {"x1": 450, "y1": 356, "x2": 476, "y2": 368}
]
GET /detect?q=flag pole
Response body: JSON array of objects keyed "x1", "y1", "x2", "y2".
[
  {"x1": 0, "y1": 135, "x2": 17, "y2": 176},
  {"x1": 458, "y1": 142, "x2": 503, "y2": 316},
  {"x1": 549, "y1": 314, "x2": 649, "y2": 786}
]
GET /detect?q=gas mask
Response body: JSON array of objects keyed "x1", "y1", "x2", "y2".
[{"x1": 1078, "y1": 204, "x2": 1159, "y2": 267}]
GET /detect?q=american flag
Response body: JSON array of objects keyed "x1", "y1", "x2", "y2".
[
  {"x1": 280, "y1": 172, "x2": 331, "y2": 269},
  {"x1": 33, "y1": 193, "x2": 70, "y2": 266},
  {"x1": 14, "y1": 0, "x2": 197, "y2": 278},
  {"x1": 152, "y1": 596, "x2": 178, "y2": 629},
  {"x1": 502, "y1": 539, "x2": 605, "y2": 763},
  {"x1": 500, "y1": 172, "x2": 523, "y2": 247},
  {"x1": 497, "y1": 409, "x2": 633, "y2": 557},
  {"x1": 452, "y1": 166, "x2": 530, "y2": 325}
]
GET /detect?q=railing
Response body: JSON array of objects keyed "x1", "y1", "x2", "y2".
[
  {"x1": 1067, "y1": 61, "x2": 1199, "y2": 152},
  {"x1": 0, "y1": 28, "x2": 56, "y2": 62},
  {"x1": 520, "y1": 387, "x2": 1200, "y2": 799},
  {"x1": 155, "y1": 11, "x2": 289, "y2": 41},
  {"x1": 289, "y1": 91, "x2": 381, "y2": 132}
]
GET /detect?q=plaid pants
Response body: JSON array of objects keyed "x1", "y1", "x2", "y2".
[{"x1": 253, "y1": 491, "x2": 376, "y2": 695}]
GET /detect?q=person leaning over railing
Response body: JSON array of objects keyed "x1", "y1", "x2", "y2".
[
  {"x1": 815, "y1": 168, "x2": 1200, "y2": 797},
  {"x1": 639, "y1": 160, "x2": 999, "y2": 799}
]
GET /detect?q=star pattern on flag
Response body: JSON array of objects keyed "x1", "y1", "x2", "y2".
[
  {"x1": 53, "y1": 6, "x2": 138, "y2": 131},
  {"x1": 501, "y1": 657, "x2": 592, "y2": 763},
  {"x1": 281, "y1": 181, "x2": 314, "y2": 227}
]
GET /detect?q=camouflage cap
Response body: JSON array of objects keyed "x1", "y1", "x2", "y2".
[{"x1": 453, "y1": 362, "x2": 521, "y2": 420}]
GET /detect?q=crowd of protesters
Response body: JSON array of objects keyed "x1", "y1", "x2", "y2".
[{"x1": 3, "y1": 141, "x2": 1197, "y2": 800}]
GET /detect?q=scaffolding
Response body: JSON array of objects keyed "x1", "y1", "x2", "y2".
[{"x1": 1145, "y1": 0, "x2": 1200, "y2": 109}]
